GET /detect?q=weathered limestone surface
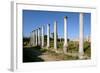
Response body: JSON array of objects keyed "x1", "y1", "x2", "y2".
[{"x1": 63, "y1": 16, "x2": 68, "y2": 54}]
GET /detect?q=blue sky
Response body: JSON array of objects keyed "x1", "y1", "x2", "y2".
[{"x1": 23, "y1": 10, "x2": 91, "y2": 39}]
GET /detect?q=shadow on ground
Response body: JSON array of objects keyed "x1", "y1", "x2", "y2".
[{"x1": 23, "y1": 46, "x2": 44, "y2": 63}]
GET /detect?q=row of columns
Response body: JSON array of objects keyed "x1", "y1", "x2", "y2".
[
  {"x1": 30, "y1": 27, "x2": 44, "y2": 47},
  {"x1": 30, "y1": 13, "x2": 84, "y2": 59}
]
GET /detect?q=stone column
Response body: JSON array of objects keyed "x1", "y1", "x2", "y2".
[
  {"x1": 41, "y1": 26, "x2": 44, "y2": 47},
  {"x1": 54, "y1": 21, "x2": 57, "y2": 52},
  {"x1": 30, "y1": 32, "x2": 32, "y2": 46},
  {"x1": 34, "y1": 30, "x2": 36, "y2": 46},
  {"x1": 38, "y1": 28, "x2": 41, "y2": 46},
  {"x1": 32, "y1": 30, "x2": 35, "y2": 46},
  {"x1": 31, "y1": 31, "x2": 34, "y2": 46},
  {"x1": 63, "y1": 16, "x2": 68, "y2": 54},
  {"x1": 79, "y1": 13, "x2": 84, "y2": 59},
  {"x1": 47, "y1": 24, "x2": 50, "y2": 48},
  {"x1": 35, "y1": 29, "x2": 38, "y2": 46}
]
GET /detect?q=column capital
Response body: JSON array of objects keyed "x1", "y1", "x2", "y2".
[
  {"x1": 64, "y1": 16, "x2": 68, "y2": 19},
  {"x1": 32, "y1": 30, "x2": 35, "y2": 32},
  {"x1": 47, "y1": 24, "x2": 50, "y2": 26}
]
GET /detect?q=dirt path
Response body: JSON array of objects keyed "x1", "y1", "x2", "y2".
[
  {"x1": 23, "y1": 47, "x2": 90, "y2": 62},
  {"x1": 39, "y1": 52, "x2": 62, "y2": 61},
  {"x1": 23, "y1": 47, "x2": 62, "y2": 62}
]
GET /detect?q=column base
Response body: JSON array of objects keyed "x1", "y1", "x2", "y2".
[
  {"x1": 63, "y1": 45, "x2": 68, "y2": 54},
  {"x1": 78, "y1": 52, "x2": 84, "y2": 59}
]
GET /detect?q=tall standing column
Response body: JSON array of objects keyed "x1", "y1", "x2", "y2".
[
  {"x1": 79, "y1": 13, "x2": 84, "y2": 59},
  {"x1": 54, "y1": 21, "x2": 57, "y2": 52},
  {"x1": 63, "y1": 16, "x2": 68, "y2": 54},
  {"x1": 41, "y1": 26, "x2": 44, "y2": 47},
  {"x1": 47, "y1": 24, "x2": 50, "y2": 48},
  {"x1": 34, "y1": 30, "x2": 36, "y2": 46},
  {"x1": 35, "y1": 29, "x2": 38, "y2": 46},
  {"x1": 30, "y1": 32, "x2": 32, "y2": 46},
  {"x1": 32, "y1": 30, "x2": 35, "y2": 46},
  {"x1": 38, "y1": 28, "x2": 41, "y2": 46}
]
